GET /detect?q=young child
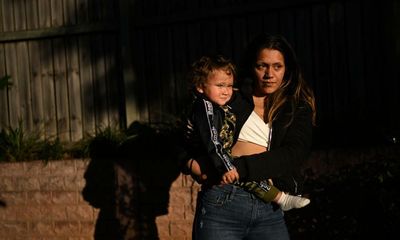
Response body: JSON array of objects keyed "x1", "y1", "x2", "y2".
[{"x1": 184, "y1": 54, "x2": 310, "y2": 211}]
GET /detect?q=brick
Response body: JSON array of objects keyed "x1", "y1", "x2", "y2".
[
  {"x1": 0, "y1": 221, "x2": 28, "y2": 235},
  {"x1": 65, "y1": 205, "x2": 95, "y2": 221},
  {"x1": 54, "y1": 221, "x2": 80, "y2": 235},
  {"x1": 52, "y1": 191, "x2": 77, "y2": 204},
  {"x1": 0, "y1": 177, "x2": 17, "y2": 191},
  {"x1": 0, "y1": 192, "x2": 26, "y2": 205},
  {"x1": 39, "y1": 176, "x2": 65, "y2": 191},
  {"x1": 24, "y1": 160, "x2": 49, "y2": 176},
  {"x1": 79, "y1": 220, "x2": 96, "y2": 236},
  {"x1": 0, "y1": 162, "x2": 27, "y2": 176},
  {"x1": 0, "y1": 206, "x2": 18, "y2": 221},
  {"x1": 27, "y1": 191, "x2": 52, "y2": 205},
  {"x1": 29, "y1": 221, "x2": 55, "y2": 235}
]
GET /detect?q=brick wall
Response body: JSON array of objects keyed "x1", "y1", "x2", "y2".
[
  {"x1": 2, "y1": 145, "x2": 396, "y2": 239},
  {"x1": 0, "y1": 159, "x2": 199, "y2": 240}
]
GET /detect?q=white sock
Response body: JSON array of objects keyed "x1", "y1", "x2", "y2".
[{"x1": 277, "y1": 192, "x2": 310, "y2": 211}]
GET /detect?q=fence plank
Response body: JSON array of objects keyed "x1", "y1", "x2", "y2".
[
  {"x1": 293, "y1": 6, "x2": 315, "y2": 105},
  {"x1": 76, "y1": 0, "x2": 89, "y2": 24},
  {"x1": 66, "y1": 36, "x2": 83, "y2": 141},
  {"x1": 26, "y1": 0, "x2": 39, "y2": 30},
  {"x1": 104, "y1": 34, "x2": 120, "y2": 126},
  {"x1": 38, "y1": 0, "x2": 52, "y2": 28},
  {"x1": 79, "y1": 35, "x2": 95, "y2": 135},
  {"x1": 171, "y1": 24, "x2": 190, "y2": 114},
  {"x1": 15, "y1": 42, "x2": 33, "y2": 131},
  {"x1": 53, "y1": 38, "x2": 70, "y2": 141},
  {"x1": 64, "y1": 0, "x2": 77, "y2": 25},
  {"x1": 91, "y1": 35, "x2": 108, "y2": 128},
  {"x1": 311, "y1": 3, "x2": 333, "y2": 125},
  {"x1": 2, "y1": 0, "x2": 14, "y2": 32},
  {"x1": 39, "y1": 39, "x2": 57, "y2": 139},
  {"x1": 14, "y1": 0, "x2": 27, "y2": 31},
  {"x1": 0, "y1": 43, "x2": 8, "y2": 127},
  {"x1": 5, "y1": 43, "x2": 20, "y2": 128},
  {"x1": 29, "y1": 40, "x2": 45, "y2": 134},
  {"x1": 51, "y1": 0, "x2": 64, "y2": 27},
  {"x1": 328, "y1": 2, "x2": 348, "y2": 124},
  {"x1": 344, "y1": 0, "x2": 366, "y2": 124},
  {"x1": 131, "y1": 29, "x2": 149, "y2": 122}
]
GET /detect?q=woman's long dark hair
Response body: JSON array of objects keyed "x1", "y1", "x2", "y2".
[{"x1": 239, "y1": 33, "x2": 316, "y2": 125}]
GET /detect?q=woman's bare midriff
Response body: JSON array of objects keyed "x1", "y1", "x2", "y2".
[{"x1": 231, "y1": 141, "x2": 267, "y2": 157}]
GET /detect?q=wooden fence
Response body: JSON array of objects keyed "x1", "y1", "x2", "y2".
[
  {"x1": 1, "y1": 0, "x2": 399, "y2": 146},
  {"x1": 0, "y1": 0, "x2": 123, "y2": 142}
]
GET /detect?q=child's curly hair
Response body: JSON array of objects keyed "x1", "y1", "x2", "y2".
[{"x1": 187, "y1": 55, "x2": 236, "y2": 89}]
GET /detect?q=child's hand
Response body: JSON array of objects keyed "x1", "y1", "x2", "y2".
[
  {"x1": 222, "y1": 168, "x2": 239, "y2": 184},
  {"x1": 187, "y1": 159, "x2": 207, "y2": 183}
]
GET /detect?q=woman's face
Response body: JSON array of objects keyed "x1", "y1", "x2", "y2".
[{"x1": 253, "y1": 48, "x2": 285, "y2": 96}]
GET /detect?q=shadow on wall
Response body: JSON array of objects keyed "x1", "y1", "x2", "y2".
[{"x1": 82, "y1": 121, "x2": 184, "y2": 239}]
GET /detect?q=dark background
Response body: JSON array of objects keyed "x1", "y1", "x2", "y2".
[{"x1": 125, "y1": 0, "x2": 400, "y2": 149}]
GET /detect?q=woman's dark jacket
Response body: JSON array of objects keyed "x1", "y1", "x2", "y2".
[{"x1": 229, "y1": 86, "x2": 313, "y2": 195}]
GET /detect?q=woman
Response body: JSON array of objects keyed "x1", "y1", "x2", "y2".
[{"x1": 186, "y1": 33, "x2": 316, "y2": 240}]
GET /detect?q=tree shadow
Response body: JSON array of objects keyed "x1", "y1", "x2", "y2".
[{"x1": 82, "y1": 121, "x2": 184, "y2": 239}]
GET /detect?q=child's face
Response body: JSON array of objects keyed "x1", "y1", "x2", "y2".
[{"x1": 197, "y1": 69, "x2": 234, "y2": 106}]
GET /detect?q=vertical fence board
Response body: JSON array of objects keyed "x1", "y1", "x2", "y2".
[
  {"x1": 0, "y1": 43, "x2": 8, "y2": 126},
  {"x1": 14, "y1": 0, "x2": 27, "y2": 31},
  {"x1": 158, "y1": 27, "x2": 176, "y2": 119},
  {"x1": 53, "y1": 38, "x2": 70, "y2": 141},
  {"x1": 311, "y1": 4, "x2": 333, "y2": 126},
  {"x1": 38, "y1": 0, "x2": 51, "y2": 28},
  {"x1": 200, "y1": 20, "x2": 217, "y2": 55},
  {"x1": 231, "y1": 16, "x2": 247, "y2": 65},
  {"x1": 76, "y1": 0, "x2": 89, "y2": 24},
  {"x1": 344, "y1": 0, "x2": 365, "y2": 124},
  {"x1": 0, "y1": 0, "x2": 3, "y2": 32},
  {"x1": 144, "y1": 29, "x2": 162, "y2": 123},
  {"x1": 16, "y1": 42, "x2": 33, "y2": 131},
  {"x1": 29, "y1": 40, "x2": 45, "y2": 134},
  {"x1": 216, "y1": 18, "x2": 233, "y2": 58},
  {"x1": 40, "y1": 39, "x2": 57, "y2": 139},
  {"x1": 92, "y1": 35, "x2": 108, "y2": 128},
  {"x1": 66, "y1": 36, "x2": 83, "y2": 141},
  {"x1": 78, "y1": 35, "x2": 95, "y2": 135},
  {"x1": 262, "y1": 11, "x2": 280, "y2": 35},
  {"x1": 104, "y1": 34, "x2": 120, "y2": 126},
  {"x1": 171, "y1": 24, "x2": 189, "y2": 114},
  {"x1": 131, "y1": 28, "x2": 149, "y2": 122},
  {"x1": 26, "y1": 0, "x2": 39, "y2": 30},
  {"x1": 278, "y1": 9, "x2": 296, "y2": 45},
  {"x1": 5, "y1": 43, "x2": 20, "y2": 128},
  {"x1": 51, "y1": 0, "x2": 64, "y2": 27},
  {"x1": 2, "y1": 0, "x2": 14, "y2": 32},
  {"x1": 361, "y1": 1, "x2": 381, "y2": 123},
  {"x1": 294, "y1": 8, "x2": 314, "y2": 87},
  {"x1": 186, "y1": 22, "x2": 202, "y2": 65},
  {"x1": 64, "y1": 0, "x2": 77, "y2": 25},
  {"x1": 328, "y1": 2, "x2": 349, "y2": 124}
]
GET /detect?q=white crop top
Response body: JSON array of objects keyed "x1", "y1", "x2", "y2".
[{"x1": 238, "y1": 111, "x2": 271, "y2": 148}]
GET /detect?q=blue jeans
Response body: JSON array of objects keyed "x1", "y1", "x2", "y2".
[{"x1": 193, "y1": 184, "x2": 290, "y2": 240}]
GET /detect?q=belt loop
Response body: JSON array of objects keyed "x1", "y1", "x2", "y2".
[{"x1": 228, "y1": 184, "x2": 236, "y2": 200}]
